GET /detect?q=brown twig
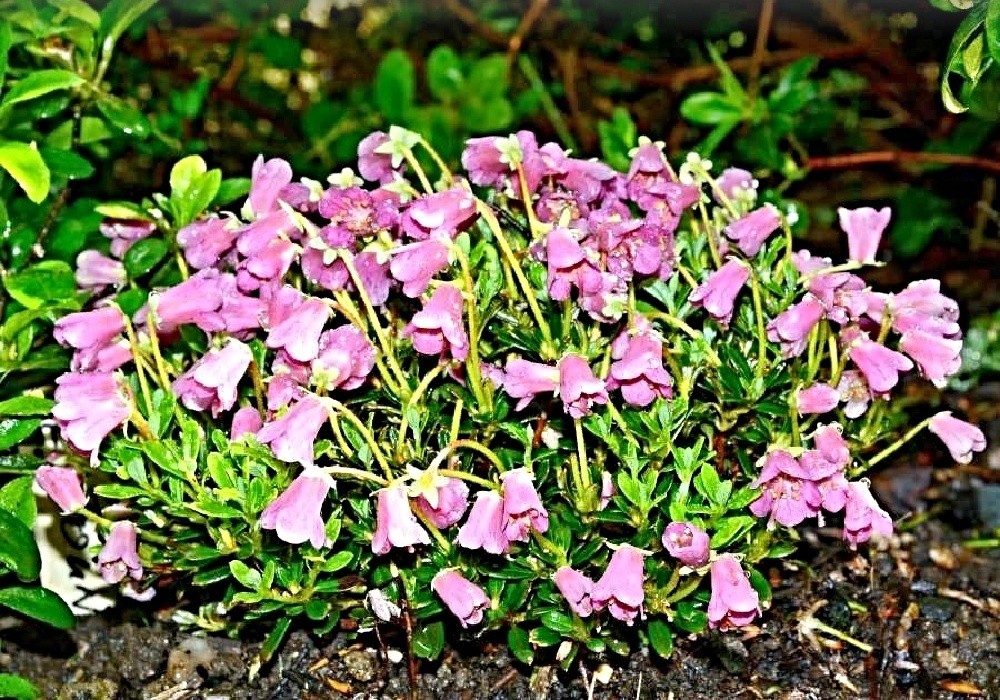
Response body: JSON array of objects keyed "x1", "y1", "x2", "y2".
[
  {"x1": 806, "y1": 151, "x2": 1000, "y2": 176},
  {"x1": 747, "y1": 0, "x2": 776, "y2": 103},
  {"x1": 507, "y1": 0, "x2": 549, "y2": 66}
]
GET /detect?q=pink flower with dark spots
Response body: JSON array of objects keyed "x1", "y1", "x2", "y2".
[
  {"x1": 899, "y1": 330, "x2": 963, "y2": 388},
  {"x1": 750, "y1": 450, "x2": 821, "y2": 527},
  {"x1": 928, "y1": 412, "x2": 986, "y2": 464},
  {"x1": 98, "y1": 522, "x2": 142, "y2": 584},
  {"x1": 502, "y1": 359, "x2": 560, "y2": 411},
  {"x1": 389, "y1": 236, "x2": 451, "y2": 298},
  {"x1": 52, "y1": 372, "x2": 130, "y2": 463},
  {"x1": 260, "y1": 466, "x2": 334, "y2": 549},
  {"x1": 558, "y1": 354, "x2": 608, "y2": 418},
  {"x1": 35, "y1": 466, "x2": 86, "y2": 514},
  {"x1": 848, "y1": 337, "x2": 913, "y2": 393},
  {"x1": 230, "y1": 407, "x2": 263, "y2": 440},
  {"x1": 554, "y1": 566, "x2": 594, "y2": 617},
  {"x1": 311, "y1": 325, "x2": 377, "y2": 392},
  {"x1": 400, "y1": 188, "x2": 476, "y2": 240},
  {"x1": 371, "y1": 486, "x2": 431, "y2": 555},
  {"x1": 403, "y1": 283, "x2": 469, "y2": 362},
  {"x1": 767, "y1": 297, "x2": 824, "y2": 358},
  {"x1": 842, "y1": 481, "x2": 893, "y2": 548},
  {"x1": 172, "y1": 340, "x2": 253, "y2": 417},
  {"x1": 256, "y1": 393, "x2": 330, "y2": 467},
  {"x1": 797, "y1": 383, "x2": 840, "y2": 415},
  {"x1": 592, "y1": 544, "x2": 645, "y2": 625},
  {"x1": 75, "y1": 250, "x2": 125, "y2": 290},
  {"x1": 266, "y1": 295, "x2": 329, "y2": 363},
  {"x1": 662, "y1": 522, "x2": 710, "y2": 568},
  {"x1": 501, "y1": 469, "x2": 549, "y2": 542},
  {"x1": 457, "y1": 490, "x2": 509, "y2": 554},
  {"x1": 838, "y1": 206, "x2": 891, "y2": 264},
  {"x1": 432, "y1": 569, "x2": 490, "y2": 627},
  {"x1": 607, "y1": 331, "x2": 672, "y2": 407},
  {"x1": 689, "y1": 258, "x2": 749, "y2": 327},
  {"x1": 707, "y1": 555, "x2": 760, "y2": 630},
  {"x1": 725, "y1": 204, "x2": 781, "y2": 257},
  {"x1": 246, "y1": 156, "x2": 293, "y2": 218},
  {"x1": 415, "y1": 477, "x2": 469, "y2": 529},
  {"x1": 177, "y1": 216, "x2": 240, "y2": 269}
]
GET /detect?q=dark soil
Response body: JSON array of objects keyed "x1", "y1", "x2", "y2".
[{"x1": 2, "y1": 508, "x2": 998, "y2": 700}]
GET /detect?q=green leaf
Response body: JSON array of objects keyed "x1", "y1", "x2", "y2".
[
  {"x1": 320, "y1": 550, "x2": 352, "y2": 573},
  {"x1": 1, "y1": 70, "x2": 84, "y2": 108},
  {"x1": 508, "y1": 626, "x2": 533, "y2": 665},
  {"x1": 0, "y1": 587, "x2": 75, "y2": 629},
  {"x1": 0, "y1": 418, "x2": 41, "y2": 451},
  {"x1": 123, "y1": 237, "x2": 168, "y2": 278},
  {"x1": 468, "y1": 55, "x2": 509, "y2": 98},
  {"x1": 0, "y1": 509, "x2": 40, "y2": 581},
  {"x1": 256, "y1": 617, "x2": 291, "y2": 669},
  {"x1": 412, "y1": 620, "x2": 445, "y2": 660},
  {"x1": 0, "y1": 141, "x2": 51, "y2": 203},
  {"x1": 0, "y1": 476, "x2": 37, "y2": 527},
  {"x1": 230, "y1": 561, "x2": 263, "y2": 589},
  {"x1": 647, "y1": 619, "x2": 674, "y2": 659},
  {"x1": 540, "y1": 610, "x2": 574, "y2": 634},
  {"x1": 0, "y1": 396, "x2": 54, "y2": 417},
  {"x1": 92, "y1": 484, "x2": 147, "y2": 499},
  {"x1": 39, "y1": 147, "x2": 94, "y2": 180},
  {"x1": 597, "y1": 107, "x2": 637, "y2": 172},
  {"x1": 213, "y1": 177, "x2": 251, "y2": 207},
  {"x1": 426, "y1": 45, "x2": 463, "y2": 101},
  {"x1": 680, "y1": 92, "x2": 743, "y2": 125},
  {"x1": 988, "y1": 0, "x2": 1000, "y2": 62},
  {"x1": 0, "y1": 674, "x2": 39, "y2": 700},
  {"x1": 169, "y1": 155, "x2": 208, "y2": 197},
  {"x1": 0, "y1": 21, "x2": 13, "y2": 91},
  {"x1": 374, "y1": 49, "x2": 415, "y2": 122},
  {"x1": 96, "y1": 95, "x2": 151, "y2": 138},
  {"x1": 3, "y1": 261, "x2": 77, "y2": 309},
  {"x1": 99, "y1": 0, "x2": 157, "y2": 52},
  {"x1": 0, "y1": 454, "x2": 45, "y2": 474},
  {"x1": 50, "y1": 0, "x2": 102, "y2": 29},
  {"x1": 941, "y1": 3, "x2": 988, "y2": 113}
]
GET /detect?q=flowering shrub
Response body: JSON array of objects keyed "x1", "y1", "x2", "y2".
[{"x1": 37, "y1": 127, "x2": 986, "y2": 668}]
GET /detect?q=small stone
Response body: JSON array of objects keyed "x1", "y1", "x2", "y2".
[
  {"x1": 343, "y1": 649, "x2": 375, "y2": 682},
  {"x1": 919, "y1": 596, "x2": 958, "y2": 622},
  {"x1": 56, "y1": 679, "x2": 119, "y2": 700}
]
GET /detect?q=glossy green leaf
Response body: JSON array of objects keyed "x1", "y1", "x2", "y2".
[
  {"x1": 412, "y1": 620, "x2": 445, "y2": 660},
  {"x1": 0, "y1": 396, "x2": 54, "y2": 417},
  {"x1": 213, "y1": 177, "x2": 251, "y2": 207},
  {"x1": 3, "y1": 261, "x2": 77, "y2": 309},
  {"x1": 123, "y1": 237, "x2": 168, "y2": 278},
  {"x1": 508, "y1": 626, "x2": 533, "y2": 665},
  {"x1": 39, "y1": 147, "x2": 94, "y2": 180},
  {"x1": 680, "y1": 92, "x2": 743, "y2": 125},
  {"x1": 256, "y1": 616, "x2": 291, "y2": 667},
  {"x1": 0, "y1": 508, "x2": 40, "y2": 581},
  {"x1": 1, "y1": 70, "x2": 84, "y2": 108},
  {"x1": 0, "y1": 454, "x2": 45, "y2": 474},
  {"x1": 647, "y1": 619, "x2": 674, "y2": 659},
  {"x1": 99, "y1": 0, "x2": 157, "y2": 52},
  {"x1": 169, "y1": 154, "x2": 208, "y2": 196},
  {"x1": 987, "y1": 0, "x2": 1000, "y2": 62},
  {"x1": 230, "y1": 561, "x2": 263, "y2": 589},
  {"x1": 426, "y1": 45, "x2": 463, "y2": 100},
  {"x1": 0, "y1": 418, "x2": 41, "y2": 451},
  {"x1": 96, "y1": 95, "x2": 151, "y2": 138},
  {"x1": 0, "y1": 476, "x2": 37, "y2": 527},
  {"x1": 0, "y1": 674, "x2": 39, "y2": 700},
  {"x1": 374, "y1": 49, "x2": 415, "y2": 122},
  {"x1": 941, "y1": 3, "x2": 988, "y2": 112},
  {"x1": 0, "y1": 21, "x2": 12, "y2": 90},
  {"x1": 50, "y1": 0, "x2": 102, "y2": 29},
  {"x1": 0, "y1": 141, "x2": 51, "y2": 203},
  {"x1": 0, "y1": 586, "x2": 75, "y2": 629}
]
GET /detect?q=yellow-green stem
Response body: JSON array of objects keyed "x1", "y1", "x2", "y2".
[
  {"x1": 574, "y1": 419, "x2": 592, "y2": 492},
  {"x1": 417, "y1": 136, "x2": 454, "y2": 186},
  {"x1": 698, "y1": 202, "x2": 723, "y2": 269},
  {"x1": 248, "y1": 360, "x2": 267, "y2": 417},
  {"x1": 748, "y1": 268, "x2": 769, "y2": 379},
  {"x1": 429, "y1": 438, "x2": 507, "y2": 474},
  {"x1": 449, "y1": 399, "x2": 463, "y2": 443},
  {"x1": 860, "y1": 416, "x2": 933, "y2": 474},
  {"x1": 438, "y1": 469, "x2": 498, "y2": 491},
  {"x1": 330, "y1": 402, "x2": 394, "y2": 480},
  {"x1": 121, "y1": 313, "x2": 153, "y2": 414},
  {"x1": 397, "y1": 364, "x2": 443, "y2": 456},
  {"x1": 646, "y1": 311, "x2": 722, "y2": 367},
  {"x1": 455, "y1": 246, "x2": 487, "y2": 408},
  {"x1": 515, "y1": 164, "x2": 543, "y2": 240},
  {"x1": 322, "y1": 465, "x2": 388, "y2": 486},
  {"x1": 403, "y1": 150, "x2": 434, "y2": 194},
  {"x1": 413, "y1": 507, "x2": 451, "y2": 552}
]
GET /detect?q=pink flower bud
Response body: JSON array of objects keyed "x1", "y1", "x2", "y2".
[
  {"x1": 838, "y1": 206, "x2": 891, "y2": 264},
  {"x1": 592, "y1": 544, "x2": 645, "y2": 625},
  {"x1": 707, "y1": 555, "x2": 760, "y2": 630},
  {"x1": 689, "y1": 258, "x2": 749, "y2": 327},
  {"x1": 52, "y1": 371, "x2": 131, "y2": 463},
  {"x1": 558, "y1": 354, "x2": 608, "y2": 418},
  {"x1": 403, "y1": 283, "x2": 469, "y2": 362},
  {"x1": 246, "y1": 156, "x2": 293, "y2": 218},
  {"x1": 662, "y1": 522, "x2": 710, "y2": 568},
  {"x1": 415, "y1": 477, "x2": 469, "y2": 529},
  {"x1": 432, "y1": 569, "x2": 489, "y2": 627},
  {"x1": 928, "y1": 412, "x2": 986, "y2": 464},
  {"x1": 553, "y1": 566, "x2": 594, "y2": 617},
  {"x1": 848, "y1": 337, "x2": 913, "y2": 394},
  {"x1": 230, "y1": 407, "x2": 263, "y2": 440},
  {"x1": 842, "y1": 481, "x2": 893, "y2": 548},
  {"x1": 371, "y1": 486, "x2": 431, "y2": 554},
  {"x1": 797, "y1": 383, "x2": 840, "y2": 415},
  {"x1": 257, "y1": 393, "x2": 329, "y2": 467},
  {"x1": 357, "y1": 131, "x2": 398, "y2": 184},
  {"x1": 457, "y1": 490, "x2": 509, "y2": 554},
  {"x1": 500, "y1": 469, "x2": 548, "y2": 542},
  {"x1": 172, "y1": 339, "x2": 253, "y2": 417},
  {"x1": 35, "y1": 466, "x2": 86, "y2": 514},
  {"x1": 716, "y1": 168, "x2": 757, "y2": 202},
  {"x1": 75, "y1": 250, "x2": 125, "y2": 290},
  {"x1": 260, "y1": 466, "x2": 334, "y2": 548},
  {"x1": 98, "y1": 521, "x2": 142, "y2": 584}
]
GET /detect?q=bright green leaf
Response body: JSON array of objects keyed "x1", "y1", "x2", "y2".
[
  {"x1": 99, "y1": 0, "x2": 157, "y2": 53},
  {"x1": 169, "y1": 154, "x2": 208, "y2": 197},
  {"x1": 96, "y1": 95, "x2": 151, "y2": 138},
  {"x1": 412, "y1": 621, "x2": 445, "y2": 660},
  {"x1": 123, "y1": 237, "x2": 168, "y2": 278},
  {"x1": 0, "y1": 396, "x2": 54, "y2": 417},
  {"x1": 49, "y1": 0, "x2": 102, "y2": 28},
  {"x1": 0, "y1": 673, "x2": 39, "y2": 700},
  {"x1": 508, "y1": 626, "x2": 533, "y2": 665},
  {"x1": 679, "y1": 92, "x2": 743, "y2": 125},
  {"x1": 0, "y1": 477, "x2": 37, "y2": 527},
  {"x1": 0, "y1": 508, "x2": 41, "y2": 581},
  {"x1": 1, "y1": 70, "x2": 84, "y2": 108},
  {"x1": 374, "y1": 49, "x2": 415, "y2": 122},
  {"x1": 0, "y1": 586, "x2": 75, "y2": 629},
  {"x1": 0, "y1": 418, "x2": 41, "y2": 451},
  {"x1": 426, "y1": 45, "x2": 463, "y2": 101},
  {"x1": 0, "y1": 141, "x2": 51, "y2": 203},
  {"x1": 230, "y1": 561, "x2": 263, "y2": 589},
  {"x1": 3, "y1": 261, "x2": 77, "y2": 309},
  {"x1": 647, "y1": 619, "x2": 674, "y2": 659},
  {"x1": 0, "y1": 21, "x2": 12, "y2": 90}
]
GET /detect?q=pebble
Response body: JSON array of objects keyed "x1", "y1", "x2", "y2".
[
  {"x1": 918, "y1": 596, "x2": 957, "y2": 622},
  {"x1": 343, "y1": 649, "x2": 375, "y2": 682}
]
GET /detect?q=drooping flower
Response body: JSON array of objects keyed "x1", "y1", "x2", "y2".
[
  {"x1": 553, "y1": 566, "x2": 594, "y2": 617},
  {"x1": 35, "y1": 466, "x2": 86, "y2": 514},
  {"x1": 265, "y1": 294, "x2": 330, "y2": 363},
  {"x1": 389, "y1": 236, "x2": 452, "y2": 298},
  {"x1": 501, "y1": 469, "x2": 549, "y2": 542},
  {"x1": 928, "y1": 412, "x2": 987, "y2": 464},
  {"x1": 400, "y1": 188, "x2": 476, "y2": 240},
  {"x1": 52, "y1": 372, "x2": 131, "y2": 462},
  {"x1": 662, "y1": 522, "x2": 711, "y2": 568},
  {"x1": 749, "y1": 450, "x2": 821, "y2": 527},
  {"x1": 558, "y1": 354, "x2": 608, "y2": 418},
  {"x1": 797, "y1": 383, "x2": 840, "y2": 415},
  {"x1": 403, "y1": 283, "x2": 469, "y2": 362},
  {"x1": 591, "y1": 544, "x2": 645, "y2": 625},
  {"x1": 724, "y1": 204, "x2": 781, "y2": 257},
  {"x1": 371, "y1": 486, "x2": 431, "y2": 555},
  {"x1": 432, "y1": 569, "x2": 490, "y2": 627},
  {"x1": 99, "y1": 218, "x2": 156, "y2": 258},
  {"x1": 767, "y1": 297, "x2": 824, "y2": 358},
  {"x1": 501, "y1": 358, "x2": 560, "y2": 411},
  {"x1": 259, "y1": 466, "x2": 334, "y2": 548},
  {"x1": 415, "y1": 477, "x2": 470, "y2": 529},
  {"x1": 54, "y1": 306, "x2": 130, "y2": 372},
  {"x1": 839, "y1": 206, "x2": 891, "y2": 264},
  {"x1": 357, "y1": 131, "x2": 403, "y2": 184},
  {"x1": 899, "y1": 330, "x2": 963, "y2": 388},
  {"x1": 607, "y1": 331, "x2": 673, "y2": 407},
  {"x1": 848, "y1": 337, "x2": 913, "y2": 394},
  {"x1": 456, "y1": 490, "x2": 509, "y2": 554},
  {"x1": 256, "y1": 393, "x2": 330, "y2": 467},
  {"x1": 97, "y1": 521, "x2": 143, "y2": 584},
  {"x1": 837, "y1": 370, "x2": 873, "y2": 419},
  {"x1": 889, "y1": 279, "x2": 960, "y2": 337},
  {"x1": 716, "y1": 167, "x2": 757, "y2": 203},
  {"x1": 707, "y1": 555, "x2": 760, "y2": 630},
  {"x1": 149, "y1": 269, "x2": 226, "y2": 333},
  {"x1": 244, "y1": 155, "x2": 293, "y2": 219},
  {"x1": 75, "y1": 250, "x2": 126, "y2": 290},
  {"x1": 172, "y1": 339, "x2": 253, "y2": 417},
  {"x1": 545, "y1": 227, "x2": 592, "y2": 301},
  {"x1": 842, "y1": 481, "x2": 893, "y2": 548},
  {"x1": 311, "y1": 325, "x2": 377, "y2": 392},
  {"x1": 177, "y1": 215, "x2": 240, "y2": 269},
  {"x1": 689, "y1": 258, "x2": 749, "y2": 327},
  {"x1": 230, "y1": 406, "x2": 263, "y2": 440}
]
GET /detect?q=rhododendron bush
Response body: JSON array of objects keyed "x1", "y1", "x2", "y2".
[{"x1": 37, "y1": 126, "x2": 986, "y2": 668}]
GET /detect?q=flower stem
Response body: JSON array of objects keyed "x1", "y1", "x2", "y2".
[
  {"x1": 397, "y1": 364, "x2": 443, "y2": 458},
  {"x1": 454, "y1": 245, "x2": 487, "y2": 409},
  {"x1": 248, "y1": 360, "x2": 267, "y2": 417},
  {"x1": 322, "y1": 465, "x2": 388, "y2": 486},
  {"x1": 417, "y1": 136, "x2": 453, "y2": 186},
  {"x1": 429, "y1": 438, "x2": 507, "y2": 474},
  {"x1": 438, "y1": 469, "x2": 498, "y2": 491},
  {"x1": 574, "y1": 419, "x2": 592, "y2": 493},
  {"x1": 515, "y1": 164, "x2": 543, "y2": 240},
  {"x1": 129, "y1": 408, "x2": 156, "y2": 441},
  {"x1": 698, "y1": 202, "x2": 723, "y2": 270},
  {"x1": 413, "y1": 507, "x2": 451, "y2": 552},
  {"x1": 646, "y1": 311, "x2": 721, "y2": 367},
  {"x1": 329, "y1": 401, "x2": 395, "y2": 481},
  {"x1": 748, "y1": 268, "x2": 769, "y2": 379},
  {"x1": 403, "y1": 149, "x2": 434, "y2": 194},
  {"x1": 120, "y1": 313, "x2": 153, "y2": 414},
  {"x1": 144, "y1": 311, "x2": 172, "y2": 391},
  {"x1": 859, "y1": 416, "x2": 933, "y2": 475}
]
